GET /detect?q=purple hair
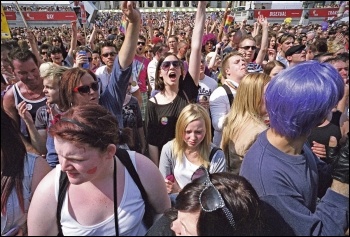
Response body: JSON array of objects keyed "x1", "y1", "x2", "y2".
[{"x1": 266, "y1": 61, "x2": 344, "y2": 139}]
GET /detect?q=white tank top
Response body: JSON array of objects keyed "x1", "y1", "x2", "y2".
[{"x1": 54, "y1": 151, "x2": 147, "y2": 235}]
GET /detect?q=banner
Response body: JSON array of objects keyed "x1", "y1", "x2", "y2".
[
  {"x1": 80, "y1": 2, "x2": 87, "y2": 24},
  {"x1": 254, "y1": 9, "x2": 302, "y2": 18},
  {"x1": 4, "y1": 11, "x2": 16, "y2": 20},
  {"x1": 20, "y1": 12, "x2": 77, "y2": 21},
  {"x1": 1, "y1": 5, "x2": 12, "y2": 39},
  {"x1": 309, "y1": 7, "x2": 349, "y2": 18}
]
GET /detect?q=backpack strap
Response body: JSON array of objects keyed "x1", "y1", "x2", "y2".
[
  {"x1": 209, "y1": 146, "x2": 222, "y2": 162},
  {"x1": 57, "y1": 171, "x2": 69, "y2": 236},
  {"x1": 222, "y1": 84, "x2": 234, "y2": 107}
]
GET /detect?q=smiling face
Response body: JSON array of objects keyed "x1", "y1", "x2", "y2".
[
  {"x1": 50, "y1": 52, "x2": 63, "y2": 65},
  {"x1": 73, "y1": 72, "x2": 100, "y2": 106},
  {"x1": 12, "y1": 58, "x2": 41, "y2": 89}
]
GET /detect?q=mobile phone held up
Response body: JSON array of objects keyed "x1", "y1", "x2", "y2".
[{"x1": 79, "y1": 50, "x2": 90, "y2": 69}]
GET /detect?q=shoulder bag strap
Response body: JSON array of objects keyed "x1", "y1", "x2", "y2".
[
  {"x1": 209, "y1": 147, "x2": 222, "y2": 162},
  {"x1": 222, "y1": 84, "x2": 234, "y2": 107}
]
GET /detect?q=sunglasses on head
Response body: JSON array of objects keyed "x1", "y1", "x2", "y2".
[
  {"x1": 101, "y1": 52, "x2": 116, "y2": 57},
  {"x1": 240, "y1": 45, "x2": 257, "y2": 50},
  {"x1": 138, "y1": 41, "x2": 146, "y2": 46},
  {"x1": 191, "y1": 166, "x2": 236, "y2": 229},
  {"x1": 160, "y1": 60, "x2": 181, "y2": 71},
  {"x1": 73, "y1": 81, "x2": 99, "y2": 95}
]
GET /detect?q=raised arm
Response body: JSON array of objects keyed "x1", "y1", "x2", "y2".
[
  {"x1": 188, "y1": 1, "x2": 206, "y2": 86},
  {"x1": 67, "y1": 20, "x2": 77, "y2": 58},
  {"x1": 118, "y1": 1, "x2": 141, "y2": 69},
  {"x1": 26, "y1": 30, "x2": 45, "y2": 66},
  {"x1": 255, "y1": 16, "x2": 269, "y2": 65},
  {"x1": 88, "y1": 23, "x2": 98, "y2": 50}
]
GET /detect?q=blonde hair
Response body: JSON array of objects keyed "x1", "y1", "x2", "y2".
[
  {"x1": 221, "y1": 51, "x2": 244, "y2": 79},
  {"x1": 172, "y1": 104, "x2": 212, "y2": 168},
  {"x1": 221, "y1": 73, "x2": 271, "y2": 155}
]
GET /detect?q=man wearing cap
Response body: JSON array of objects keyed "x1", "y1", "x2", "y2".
[{"x1": 285, "y1": 45, "x2": 306, "y2": 67}]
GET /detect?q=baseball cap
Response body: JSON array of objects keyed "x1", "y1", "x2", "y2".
[{"x1": 285, "y1": 45, "x2": 306, "y2": 57}]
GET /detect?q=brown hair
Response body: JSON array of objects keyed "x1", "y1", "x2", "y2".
[
  {"x1": 155, "y1": 52, "x2": 183, "y2": 91},
  {"x1": 49, "y1": 104, "x2": 131, "y2": 151},
  {"x1": 58, "y1": 67, "x2": 98, "y2": 111}
]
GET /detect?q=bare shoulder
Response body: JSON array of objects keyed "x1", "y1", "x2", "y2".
[
  {"x1": 32, "y1": 156, "x2": 52, "y2": 194},
  {"x1": 134, "y1": 152, "x2": 158, "y2": 172}
]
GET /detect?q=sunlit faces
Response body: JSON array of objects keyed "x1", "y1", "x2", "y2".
[
  {"x1": 289, "y1": 49, "x2": 306, "y2": 63},
  {"x1": 280, "y1": 37, "x2": 294, "y2": 53},
  {"x1": 100, "y1": 46, "x2": 116, "y2": 68},
  {"x1": 269, "y1": 65, "x2": 285, "y2": 77},
  {"x1": 54, "y1": 137, "x2": 110, "y2": 185},
  {"x1": 91, "y1": 53, "x2": 101, "y2": 67},
  {"x1": 305, "y1": 49, "x2": 314, "y2": 61},
  {"x1": 238, "y1": 39, "x2": 256, "y2": 62},
  {"x1": 183, "y1": 119, "x2": 206, "y2": 149},
  {"x1": 50, "y1": 52, "x2": 64, "y2": 65},
  {"x1": 43, "y1": 79, "x2": 60, "y2": 104},
  {"x1": 159, "y1": 55, "x2": 182, "y2": 87},
  {"x1": 171, "y1": 211, "x2": 199, "y2": 236},
  {"x1": 12, "y1": 59, "x2": 40, "y2": 86},
  {"x1": 73, "y1": 73, "x2": 100, "y2": 106},
  {"x1": 269, "y1": 37, "x2": 276, "y2": 49},
  {"x1": 225, "y1": 55, "x2": 247, "y2": 81}
]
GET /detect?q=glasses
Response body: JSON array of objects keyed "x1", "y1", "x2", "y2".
[
  {"x1": 73, "y1": 81, "x2": 99, "y2": 95},
  {"x1": 137, "y1": 41, "x2": 146, "y2": 46},
  {"x1": 240, "y1": 45, "x2": 257, "y2": 50},
  {"x1": 180, "y1": 32, "x2": 186, "y2": 35},
  {"x1": 101, "y1": 52, "x2": 116, "y2": 58},
  {"x1": 144, "y1": 50, "x2": 150, "y2": 53},
  {"x1": 160, "y1": 60, "x2": 181, "y2": 71},
  {"x1": 53, "y1": 39, "x2": 61, "y2": 43},
  {"x1": 41, "y1": 51, "x2": 48, "y2": 55},
  {"x1": 191, "y1": 166, "x2": 236, "y2": 229}
]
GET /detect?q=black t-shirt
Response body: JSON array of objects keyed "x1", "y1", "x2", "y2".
[
  {"x1": 145, "y1": 72, "x2": 199, "y2": 150},
  {"x1": 307, "y1": 121, "x2": 342, "y2": 146}
]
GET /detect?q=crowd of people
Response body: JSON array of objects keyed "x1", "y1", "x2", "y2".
[{"x1": 1, "y1": 0, "x2": 349, "y2": 236}]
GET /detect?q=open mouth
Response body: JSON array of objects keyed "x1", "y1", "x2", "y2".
[{"x1": 169, "y1": 72, "x2": 177, "y2": 79}]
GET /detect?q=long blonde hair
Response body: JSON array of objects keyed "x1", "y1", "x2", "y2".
[
  {"x1": 221, "y1": 73, "x2": 271, "y2": 155},
  {"x1": 172, "y1": 104, "x2": 212, "y2": 168}
]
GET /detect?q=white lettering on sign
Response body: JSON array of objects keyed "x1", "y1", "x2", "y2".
[
  {"x1": 47, "y1": 14, "x2": 54, "y2": 20},
  {"x1": 328, "y1": 11, "x2": 337, "y2": 16},
  {"x1": 269, "y1": 11, "x2": 286, "y2": 17}
]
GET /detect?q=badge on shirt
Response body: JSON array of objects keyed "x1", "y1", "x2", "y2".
[{"x1": 161, "y1": 117, "x2": 168, "y2": 125}]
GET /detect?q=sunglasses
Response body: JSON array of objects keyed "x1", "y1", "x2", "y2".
[
  {"x1": 240, "y1": 45, "x2": 257, "y2": 50},
  {"x1": 191, "y1": 166, "x2": 236, "y2": 229},
  {"x1": 73, "y1": 81, "x2": 99, "y2": 95},
  {"x1": 180, "y1": 32, "x2": 186, "y2": 35},
  {"x1": 144, "y1": 50, "x2": 150, "y2": 53},
  {"x1": 160, "y1": 60, "x2": 181, "y2": 71},
  {"x1": 41, "y1": 51, "x2": 48, "y2": 55},
  {"x1": 138, "y1": 41, "x2": 146, "y2": 46},
  {"x1": 101, "y1": 52, "x2": 116, "y2": 58}
]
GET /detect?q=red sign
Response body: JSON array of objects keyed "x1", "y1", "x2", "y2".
[
  {"x1": 309, "y1": 7, "x2": 349, "y2": 17},
  {"x1": 4, "y1": 11, "x2": 16, "y2": 20},
  {"x1": 254, "y1": 9, "x2": 302, "y2": 18},
  {"x1": 20, "y1": 12, "x2": 77, "y2": 21}
]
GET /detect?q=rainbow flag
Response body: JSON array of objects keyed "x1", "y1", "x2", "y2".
[
  {"x1": 224, "y1": 15, "x2": 234, "y2": 33},
  {"x1": 119, "y1": 16, "x2": 127, "y2": 34}
]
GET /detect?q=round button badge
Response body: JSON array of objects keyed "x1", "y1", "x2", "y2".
[{"x1": 26, "y1": 104, "x2": 33, "y2": 110}]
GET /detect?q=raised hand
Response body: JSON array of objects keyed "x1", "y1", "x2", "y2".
[{"x1": 120, "y1": 1, "x2": 141, "y2": 24}]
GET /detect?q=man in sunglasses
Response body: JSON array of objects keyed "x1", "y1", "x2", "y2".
[
  {"x1": 240, "y1": 61, "x2": 349, "y2": 236},
  {"x1": 237, "y1": 15, "x2": 269, "y2": 73}
]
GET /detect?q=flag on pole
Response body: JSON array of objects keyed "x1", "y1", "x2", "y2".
[
  {"x1": 224, "y1": 15, "x2": 234, "y2": 33},
  {"x1": 1, "y1": 4, "x2": 12, "y2": 39}
]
